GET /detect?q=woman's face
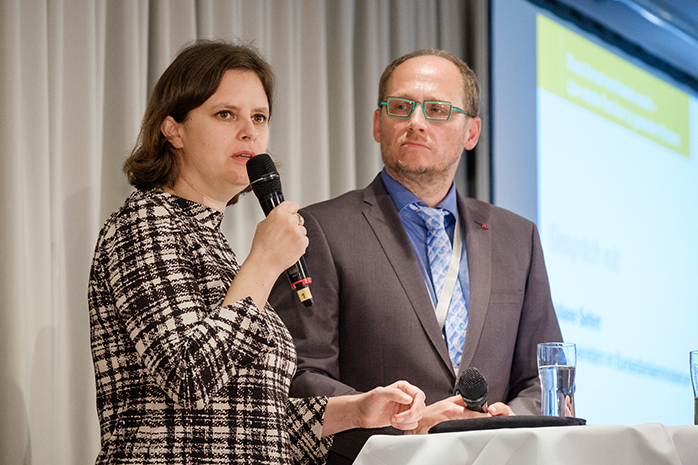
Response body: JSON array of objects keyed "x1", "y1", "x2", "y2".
[{"x1": 163, "y1": 69, "x2": 270, "y2": 208}]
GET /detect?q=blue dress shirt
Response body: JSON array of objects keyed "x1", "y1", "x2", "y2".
[{"x1": 380, "y1": 169, "x2": 470, "y2": 320}]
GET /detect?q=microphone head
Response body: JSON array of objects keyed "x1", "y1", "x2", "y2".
[
  {"x1": 458, "y1": 367, "x2": 488, "y2": 409},
  {"x1": 246, "y1": 153, "x2": 282, "y2": 199}
]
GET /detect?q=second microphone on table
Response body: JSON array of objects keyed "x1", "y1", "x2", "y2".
[
  {"x1": 246, "y1": 153, "x2": 313, "y2": 307},
  {"x1": 457, "y1": 366, "x2": 489, "y2": 414}
]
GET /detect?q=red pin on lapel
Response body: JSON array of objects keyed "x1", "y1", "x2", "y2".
[{"x1": 481, "y1": 223, "x2": 488, "y2": 230}]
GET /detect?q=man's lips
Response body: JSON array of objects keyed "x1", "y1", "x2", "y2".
[{"x1": 401, "y1": 140, "x2": 429, "y2": 150}]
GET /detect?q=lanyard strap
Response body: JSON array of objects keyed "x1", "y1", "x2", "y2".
[{"x1": 434, "y1": 214, "x2": 462, "y2": 329}]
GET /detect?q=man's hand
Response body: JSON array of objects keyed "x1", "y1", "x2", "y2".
[{"x1": 407, "y1": 396, "x2": 514, "y2": 434}]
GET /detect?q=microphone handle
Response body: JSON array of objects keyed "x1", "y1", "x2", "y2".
[
  {"x1": 258, "y1": 193, "x2": 314, "y2": 307},
  {"x1": 464, "y1": 402, "x2": 489, "y2": 414}
]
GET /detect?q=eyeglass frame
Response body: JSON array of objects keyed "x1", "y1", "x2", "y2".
[{"x1": 379, "y1": 97, "x2": 471, "y2": 123}]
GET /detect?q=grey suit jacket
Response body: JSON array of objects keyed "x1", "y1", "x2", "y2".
[{"x1": 269, "y1": 174, "x2": 562, "y2": 462}]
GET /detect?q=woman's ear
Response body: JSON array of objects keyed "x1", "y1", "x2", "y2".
[{"x1": 161, "y1": 116, "x2": 184, "y2": 149}]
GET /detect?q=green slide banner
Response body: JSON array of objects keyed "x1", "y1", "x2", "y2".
[{"x1": 537, "y1": 14, "x2": 690, "y2": 158}]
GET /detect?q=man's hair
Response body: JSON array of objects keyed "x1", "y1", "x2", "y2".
[
  {"x1": 377, "y1": 49, "x2": 479, "y2": 117},
  {"x1": 124, "y1": 40, "x2": 275, "y2": 192}
]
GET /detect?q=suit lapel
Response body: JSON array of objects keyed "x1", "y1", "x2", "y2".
[
  {"x1": 457, "y1": 196, "x2": 492, "y2": 375},
  {"x1": 361, "y1": 177, "x2": 454, "y2": 372}
]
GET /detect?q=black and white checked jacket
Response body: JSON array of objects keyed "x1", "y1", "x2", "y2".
[{"x1": 88, "y1": 189, "x2": 331, "y2": 464}]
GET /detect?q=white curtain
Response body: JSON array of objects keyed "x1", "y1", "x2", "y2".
[{"x1": 0, "y1": 1, "x2": 484, "y2": 463}]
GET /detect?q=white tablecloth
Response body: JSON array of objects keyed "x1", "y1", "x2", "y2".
[{"x1": 354, "y1": 423, "x2": 698, "y2": 465}]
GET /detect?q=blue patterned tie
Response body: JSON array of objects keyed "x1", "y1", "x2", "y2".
[{"x1": 409, "y1": 204, "x2": 468, "y2": 371}]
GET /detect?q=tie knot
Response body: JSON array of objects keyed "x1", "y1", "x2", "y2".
[{"x1": 408, "y1": 203, "x2": 448, "y2": 232}]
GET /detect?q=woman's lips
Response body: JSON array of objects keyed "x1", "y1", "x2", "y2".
[{"x1": 232, "y1": 151, "x2": 256, "y2": 161}]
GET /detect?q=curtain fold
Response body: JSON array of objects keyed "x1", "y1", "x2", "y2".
[{"x1": 0, "y1": 1, "x2": 483, "y2": 463}]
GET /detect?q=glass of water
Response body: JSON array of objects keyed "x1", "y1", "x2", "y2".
[
  {"x1": 537, "y1": 342, "x2": 576, "y2": 417},
  {"x1": 690, "y1": 350, "x2": 698, "y2": 425}
]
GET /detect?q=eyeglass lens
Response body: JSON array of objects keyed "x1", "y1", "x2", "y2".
[{"x1": 387, "y1": 99, "x2": 452, "y2": 121}]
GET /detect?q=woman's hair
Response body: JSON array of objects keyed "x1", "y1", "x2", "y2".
[
  {"x1": 377, "y1": 49, "x2": 480, "y2": 118},
  {"x1": 124, "y1": 40, "x2": 275, "y2": 192}
]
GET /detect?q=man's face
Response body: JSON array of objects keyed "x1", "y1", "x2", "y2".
[{"x1": 373, "y1": 55, "x2": 481, "y2": 188}]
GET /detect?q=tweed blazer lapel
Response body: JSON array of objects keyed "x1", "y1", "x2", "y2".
[
  {"x1": 360, "y1": 176, "x2": 454, "y2": 373},
  {"x1": 457, "y1": 195, "x2": 492, "y2": 376}
]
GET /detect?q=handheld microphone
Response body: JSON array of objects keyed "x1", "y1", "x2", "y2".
[
  {"x1": 246, "y1": 153, "x2": 313, "y2": 307},
  {"x1": 457, "y1": 367, "x2": 489, "y2": 414}
]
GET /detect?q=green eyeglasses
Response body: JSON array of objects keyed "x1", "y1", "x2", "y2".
[{"x1": 380, "y1": 97, "x2": 470, "y2": 122}]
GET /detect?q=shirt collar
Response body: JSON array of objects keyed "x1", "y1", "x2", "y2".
[
  {"x1": 148, "y1": 189, "x2": 225, "y2": 230},
  {"x1": 380, "y1": 168, "x2": 459, "y2": 218}
]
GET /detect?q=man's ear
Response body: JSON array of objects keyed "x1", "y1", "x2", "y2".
[
  {"x1": 372, "y1": 108, "x2": 382, "y2": 143},
  {"x1": 161, "y1": 116, "x2": 184, "y2": 149},
  {"x1": 464, "y1": 116, "x2": 481, "y2": 151}
]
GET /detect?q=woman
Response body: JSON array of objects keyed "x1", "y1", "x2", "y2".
[{"x1": 88, "y1": 40, "x2": 424, "y2": 464}]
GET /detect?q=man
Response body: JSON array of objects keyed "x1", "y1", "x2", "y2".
[{"x1": 269, "y1": 49, "x2": 562, "y2": 463}]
